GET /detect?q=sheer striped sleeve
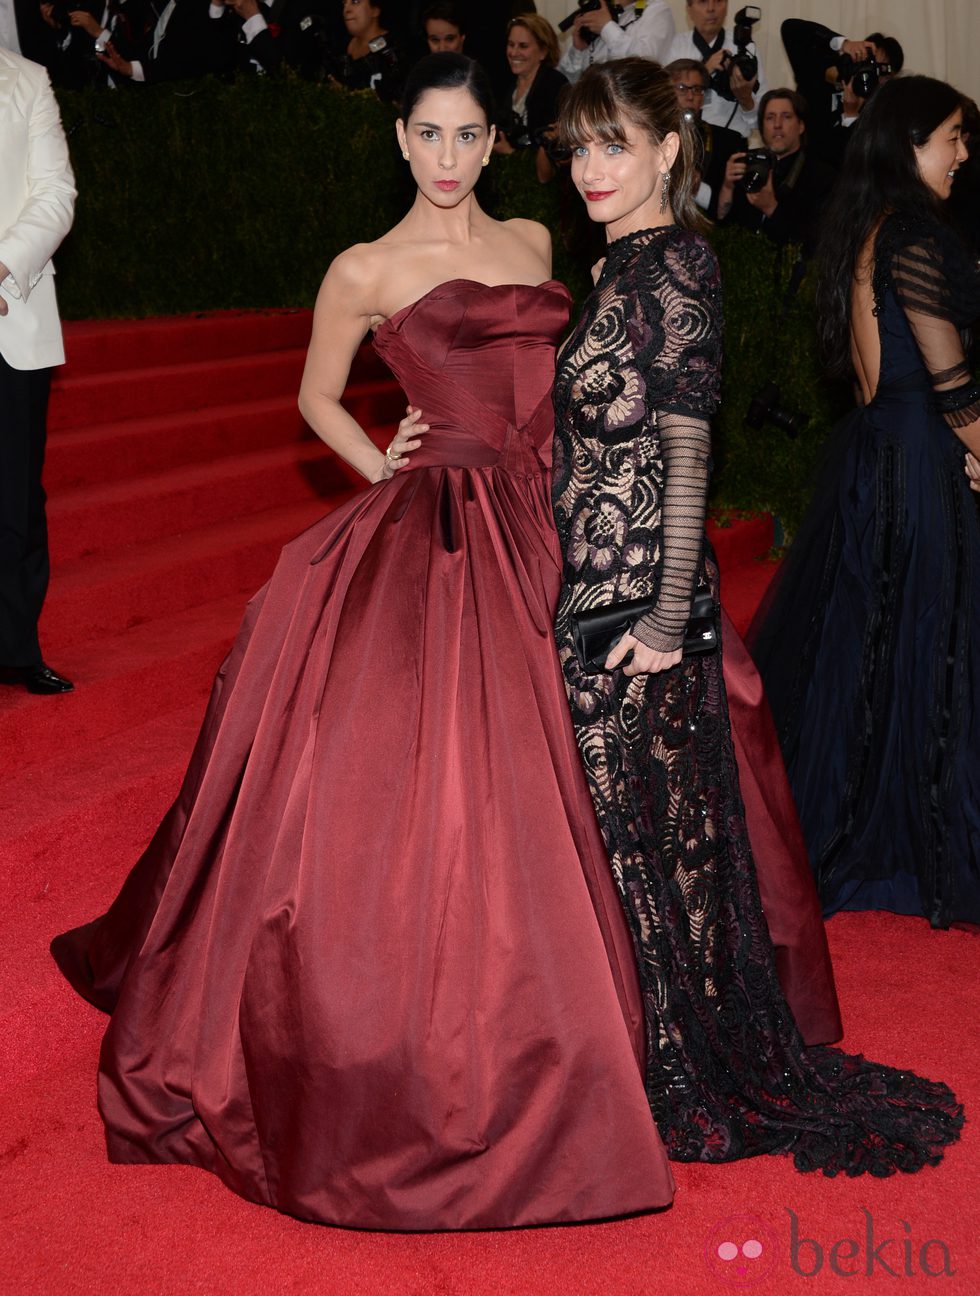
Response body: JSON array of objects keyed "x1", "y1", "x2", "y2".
[
  {"x1": 633, "y1": 410, "x2": 713, "y2": 651},
  {"x1": 890, "y1": 236, "x2": 980, "y2": 430},
  {"x1": 630, "y1": 235, "x2": 721, "y2": 653}
]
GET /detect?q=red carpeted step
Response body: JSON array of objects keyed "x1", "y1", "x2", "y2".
[
  {"x1": 0, "y1": 592, "x2": 249, "y2": 771},
  {"x1": 44, "y1": 380, "x2": 404, "y2": 492},
  {"x1": 46, "y1": 440, "x2": 357, "y2": 561},
  {"x1": 707, "y1": 511, "x2": 774, "y2": 572},
  {"x1": 45, "y1": 396, "x2": 314, "y2": 492},
  {"x1": 48, "y1": 348, "x2": 309, "y2": 432},
  {"x1": 60, "y1": 308, "x2": 315, "y2": 374},
  {"x1": 39, "y1": 496, "x2": 351, "y2": 650},
  {"x1": 723, "y1": 558, "x2": 779, "y2": 638},
  {"x1": 57, "y1": 316, "x2": 388, "y2": 394}
]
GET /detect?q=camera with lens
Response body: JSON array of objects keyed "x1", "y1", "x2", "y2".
[
  {"x1": 367, "y1": 33, "x2": 399, "y2": 70},
  {"x1": 497, "y1": 110, "x2": 570, "y2": 162},
  {"x1": 739, "y1": 147, "x2": 774, "y2": 193},
  {"x1": 296, "y1": 14, "x2": 341, "y2": 81},
  {"x1": 746, "y1": 382, "x2": 806, "y2": 438},
  {"x1": 558, "y1": 0, "x2": 623, "y2": 43},
  {"x1": 708, "y1": 4, "x2": 761, "y2": 103},
  {"x1": 497, "y1": 108, "x2": 534, "y2": 151},
  {"x1": 533, "y1": 124, "x2": 572, "y2": 165},
  {"x1": 835, "y1": 52, "x2": 892, "y2": 100}
]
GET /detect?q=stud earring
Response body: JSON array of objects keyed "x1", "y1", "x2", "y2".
[
  {"x1": 402, "y1": 150, "x2": 410, "y2": 161},
  {"x1": 482, "y1": 155, "x2": 490, "y2": 167},
  {"x1": 660, "y1": 169, "x2": 671, "y2": 214}
]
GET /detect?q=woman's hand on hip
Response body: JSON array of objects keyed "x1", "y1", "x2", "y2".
[
  {"x1": 965, "y1": 451, "x2": 980, "y2": 492},
  {"x1": 605, "y1": 633, "x2": 683, "y2": 676},
  {"x1": 377, "y1": 406, "x2": 428, "y2": 482}
]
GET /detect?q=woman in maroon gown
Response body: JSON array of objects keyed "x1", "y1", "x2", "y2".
[{"x1": 51, "y1": 54, "x2": 674, "y2": 1230}]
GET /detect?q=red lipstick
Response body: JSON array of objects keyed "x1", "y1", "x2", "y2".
[{"x1": 585, "y1": 190, "x2": 615, "y2": 202}]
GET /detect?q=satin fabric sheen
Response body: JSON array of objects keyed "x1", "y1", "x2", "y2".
[
  {"x1": 722, "y1": 610, "x2": 841, "y2": 1045},
  {"x1": 51, "y1": 282, "x2": 676, "y2": 1230}
]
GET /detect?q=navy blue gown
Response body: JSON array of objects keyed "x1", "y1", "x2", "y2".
[{"x1": 750, "y1": 212, "x2": 980, "y2": 928}]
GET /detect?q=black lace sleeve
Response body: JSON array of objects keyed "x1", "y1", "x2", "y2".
[
  {"x1": 888, "y1": 228, "x2": 980, "y2": 430},
  {"x1": 630, "y1": 234, "x2": 723, "y2": 652}
]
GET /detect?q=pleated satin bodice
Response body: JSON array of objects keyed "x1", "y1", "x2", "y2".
[{"x1": 373, "y1": 279, "x2": 571, "y2": 475}]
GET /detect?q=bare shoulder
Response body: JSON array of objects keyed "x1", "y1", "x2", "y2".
[
  {"x1": 320, "y1": 243, "x2": 380, "y2": 300},
  {"x1": 503, "y1": 217, "x2": 552, "y2": 262},
  {"x1": 316, "y1": 241, "x2": 403, "y2": 322}
]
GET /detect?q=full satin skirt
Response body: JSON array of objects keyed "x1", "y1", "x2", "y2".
[{"x1": 52, "y1": 464, "x2": 675, "y2": 1230}]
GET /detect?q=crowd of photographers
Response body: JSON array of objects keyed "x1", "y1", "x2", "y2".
[{"x1": 8, "y1": 0, "x2": 978, "y2": 253}]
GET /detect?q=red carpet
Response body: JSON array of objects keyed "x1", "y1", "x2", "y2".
[{"x1": 1, "y1": 312, "x2": 976, "y2": 1294}]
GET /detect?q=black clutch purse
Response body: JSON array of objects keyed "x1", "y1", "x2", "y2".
[{"x1": 570, "y1": 583, "x2": 718, "y2": 673}]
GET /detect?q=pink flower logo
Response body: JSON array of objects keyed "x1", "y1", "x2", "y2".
[{"x1": 704, "y1": 1214, "x2": 780, "y2": 1285}]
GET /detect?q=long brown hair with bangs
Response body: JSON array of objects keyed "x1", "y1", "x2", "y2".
[{"x1": 557, "y1": 58, "x2": 706, "y2": 233}]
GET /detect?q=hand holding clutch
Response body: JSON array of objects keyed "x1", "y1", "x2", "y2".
[{"x1": 570, "y1": 584, "x2": 718, "y2": 674}]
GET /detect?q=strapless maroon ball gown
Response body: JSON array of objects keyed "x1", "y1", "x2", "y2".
[{"x1": 51, "y1": 281, "x2": 676, "y2": 1229}]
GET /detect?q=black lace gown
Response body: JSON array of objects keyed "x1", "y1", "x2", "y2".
[
  {"x1": 750, "y1": 212, "x2": 980, "y2": 928},
  {"x1": 552, "y1": 225, "x2": 963, "y2": 1174}
]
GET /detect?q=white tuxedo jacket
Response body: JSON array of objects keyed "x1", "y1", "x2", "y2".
[{"x1": 0, "y1": 46, "x2": 76, "y2": 370}]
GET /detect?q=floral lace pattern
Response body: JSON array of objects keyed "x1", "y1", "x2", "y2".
[{"x1": 552, "y1": 227, "x2": 963, "y2": 1174}]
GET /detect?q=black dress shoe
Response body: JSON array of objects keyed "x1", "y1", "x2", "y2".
[{"x1": 0, "y1": 663, "x2": 74, "y2": 694}]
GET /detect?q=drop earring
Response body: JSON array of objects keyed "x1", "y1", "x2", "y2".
[{"x1": 660, "y1": 169, "x2": 671, "y2": 214}]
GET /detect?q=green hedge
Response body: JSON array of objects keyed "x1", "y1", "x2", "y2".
[{"x1": 55, "y1": 77, "x2": 845, "y2": 530}]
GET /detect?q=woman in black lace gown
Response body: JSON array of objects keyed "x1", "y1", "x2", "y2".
[
  {"x1": 551, "y1": 59, "x2": 963, "y2": 1174},
  {"x1": 750, "y1": 76, "x2": 980, "y2": 928}
]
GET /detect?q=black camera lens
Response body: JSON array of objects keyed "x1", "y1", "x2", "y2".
[
  {"x1": 740, "y1": 148, "x2": 773, "y2": 193},
  {"x1": 746, "y1": 382, "x2": 806, "y2": 437},
  {"x1": 732, "y1": 51, "x2": 758, "y2": 83},
  {"x1": 837, "y1": 53, "x2": 890, "y2": 100}
]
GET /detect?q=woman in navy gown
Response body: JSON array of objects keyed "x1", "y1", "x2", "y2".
[
  {"x1": 551, "y1": 59, "x2": 962, "y2": 1176},
  {"x1": 749, "y1": 76, "x2": 980, "y2": 929}
]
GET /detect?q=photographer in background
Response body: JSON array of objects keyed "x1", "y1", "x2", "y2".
[
  {"x1": 422, "y1": 2, "x2": 463, "y2": 54},
  {"x1": 208, "y1": 0, "x2": 331, "y2": 78},
  {"x1": 327, "y1": 0, "x2": 404, "y2": 101},
  {"x1": 666, "y1": 0, "x2": 768, "y2": 136},
  {"x1": 716, "y1": 87, "x2": 835, "y2": 249},
  {"x1": 781, "y1": 19, "x2": 903, "y2": 168},
  {"x1": 666, "y1": 56, "x2": 744, "y2": 220},
  {"x1": 38, "y1": 0, "x2": 154, "y2": 88},
  {"x1": 96, "y1": 0, "x2": 232, "y2": 84},
  {"x1": 558, "y1": 0, "x2": 674, "y2": 84},
  {"x1": 494, "y1": 13, "x2": 566, "y2": 184}
]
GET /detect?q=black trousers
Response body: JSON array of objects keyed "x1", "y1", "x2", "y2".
[{"x1": 0, "y1": 353, "x2": 52, "y2": 668}]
